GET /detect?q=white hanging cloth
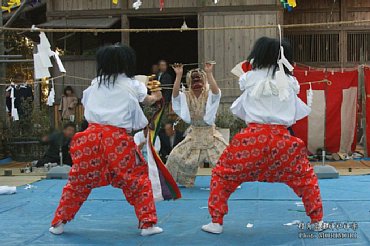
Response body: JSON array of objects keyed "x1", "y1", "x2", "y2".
[
  {"x1": 47, "y1": 80, "x2": 55, "y2": 106},
  {"x1": 34, "y1": 32, "x2": 66, "y2": 80},
  {"x1": 9, "y1": 84, "x2": 19, "y2": 121},
  {"x1": 275, "y1": 24, "x2": 294, "y2": 101}
]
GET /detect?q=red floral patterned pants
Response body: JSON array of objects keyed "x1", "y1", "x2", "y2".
[
  {"x1": 51, "y1": 124, "x2": 157, "y2": 229},
  {"x1": 208, "y1": 123, "x2": 323, "y2": 224}
]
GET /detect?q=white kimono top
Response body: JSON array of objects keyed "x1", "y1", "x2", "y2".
[
  {"x1": 230, "y1": 68, "x2": 311, "y2": 127},
  {"x1": 172, "y1": 89, "x2": 222, "y2": 126},
  {"x1": 82, "y1": 74, "x2": 148, "y2": 131},
  {"x1": 134, "y1": 130, "x2": 161, "y2": 153}
]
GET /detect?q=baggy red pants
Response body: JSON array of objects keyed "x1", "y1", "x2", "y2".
[
  {"x1": 51, "y1": 124, "x2": 157, "y2": 228},
  {"x1": 208, "y1": 123, "x2": 323, "y2": 224}
]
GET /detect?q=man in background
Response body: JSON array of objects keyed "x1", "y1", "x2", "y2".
[
  {"x1": 159, "y1": 121, "x2": 184, "y2": 163},
  {"x1": 36, "y1": 123, "x2": 76, "y2": 167},
  {"x1": 157, "y1": 60, "x2": 173, "y2": 104},
  {"x1": 151, "y1": 64, "x2": 159, "y2": 76}
]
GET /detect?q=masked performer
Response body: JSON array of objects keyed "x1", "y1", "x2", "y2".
[
  {"x1": 166, "y1": 63, "x2": 228, "y2": 187},
  {"x1": 202, "y1": 37, "x2": 325, "y2": 234},
  {"x1": 49, "y1": 44, "x2": 163, "y2": 236}
]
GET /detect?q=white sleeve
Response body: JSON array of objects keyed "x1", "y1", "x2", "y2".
[
  {"x1": 204, "y1": 89, "x2": 221, "y2": 125},
  {"x1": 134, "y1": 132, "x2": 143, "y2": 145},
  {"x1": 132, "y1": 79, "x2": 148, "y2": 103},
  {"x1": 290, "y1": 76, "x2": 300, "y2": 94},
  {"x1": 81, "y1": 86, "x2": 92, "y2": 107},
  {"x1": 230, "y1": 92, "x2": 247, "y2": 121},
  {"x1": 154, "y1": 137, "x2": 161, "y2": 153},
  {"x1": 238, "y1": 72, "x2": 254, "y2": 91},
  {"x1": 294, "y1": 96, "x2": 311, "y2": 122},
  {"x1": 172, "y1": 92, "x2": 191, "y2": 124}
]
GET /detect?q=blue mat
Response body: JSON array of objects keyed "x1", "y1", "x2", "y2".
[{"x1": 1, "y1": 175, "x2": 369, "y2": 246}]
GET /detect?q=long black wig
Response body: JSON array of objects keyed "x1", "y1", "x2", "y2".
[
  {"x1": 247, "y1": 36, "x2": 294, "y2": 76},
  {"x1": 96, "y1": 43, "x2": 136, "y2": 86}
]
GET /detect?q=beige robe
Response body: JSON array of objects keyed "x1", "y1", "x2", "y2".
[
  {"x1": 59, "y1": 95, "x2": 78, "y2": 121},
  {"x1": 166, "y1": 90, "x2": 227, "y2": 187}
]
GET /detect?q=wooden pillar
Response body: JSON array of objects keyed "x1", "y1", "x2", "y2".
[
  {"x1": 121, "y1": 0, "x2": 129, "y2": 45},
  {"x1": 0, "y1": 11, "x2": 7, "y2": 129},
  {"x1": 121, "y1": 15, "x2": 129, "y2": 45},
  {"x1": 197, "y1": 13, "x2": 204, "y2": 65},
  {"x1": 339, "y1": 0, "x2": 347, "y2": 67},
  {"x1": 359, "y1": 64, "x2": 367, "y2": 157}
]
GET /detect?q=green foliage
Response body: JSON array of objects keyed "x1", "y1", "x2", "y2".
[
  {"x1": 5, "y1": 103, "x2": 50, "y2": 139},
  {"x1": 215, "y1": 110, "x2": 245, "y2": 137}
]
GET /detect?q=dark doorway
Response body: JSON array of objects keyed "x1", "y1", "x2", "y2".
[{"x1": 129, "y1": 16, "x2": 198, "y2": 75}]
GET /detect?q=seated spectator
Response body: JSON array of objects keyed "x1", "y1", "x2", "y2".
[
  {"x1": 36, "y1": 123, "x2": 76, "y2": 167},
  {"x1": 159, "y1": 121, "x2": 184, "y2": 163},
  {"x1": 134, "y1": 126, "x2": 161, "y2": 161}
]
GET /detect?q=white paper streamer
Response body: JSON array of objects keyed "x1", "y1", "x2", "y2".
[
  {"x1": 307, "y1": 82, "x2": 313, "y2": 107},
  {"x1": 34, "y1": 32, "x2": 66, "y2": 80},
  {"x1": 284, "y1": 220, "x2": 301, "y2": 226},
  {"x1": 133, "y1": 0, "x2": 142, "y2": 10},
  {"x1": 276, "y1": 24, "x2": 294, "y2": 101},
  {"x1": 47, "y1": 81, "x2": 55, "y2": 106}
]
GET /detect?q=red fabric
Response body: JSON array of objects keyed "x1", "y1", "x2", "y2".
[
  {"x1": 208, "y1": 124, "x2": 323, "y2": 224},
  {"x1": 292, "y1": 70, "x2": 326, "y2": 146},
  {"x1": 293, "y1": 69, "x2": 358, "y2": 153},
  {"x1": 51, "y1": 124, "x2": 157, "y2": 229},
  {"x1": 365, "y1": 68, "x2": 370, "y2": 155}
]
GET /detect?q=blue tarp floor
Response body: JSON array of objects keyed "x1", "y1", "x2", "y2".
[{"x1": 1, "y1": 175, "x2": 369, "y2": 246}]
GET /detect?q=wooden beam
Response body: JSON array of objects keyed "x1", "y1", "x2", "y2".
[{"x1": 46, "y1": 5, "x2": 278, "y2": 18}]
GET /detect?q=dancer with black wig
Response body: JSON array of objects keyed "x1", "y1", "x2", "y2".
[
  {"x1": 49, "y1": 44, "x2": 163, "y2": 236},
  {"x1": 202, "y1": 37, "x2": 325, "y2": 234}
]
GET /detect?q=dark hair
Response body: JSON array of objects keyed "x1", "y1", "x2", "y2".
[
  {"x1": 96, "y1": 44, "x2": 136, "y2": 86},
  {"x1": 63, "y1": 123, "x2": 76, "y2": 130},
  {"x1": 63, "y1": 86, "x2": 74, "y2": 96},
  {"x1": 247, "y1": 37, "x2": 293, "y2": 76}
]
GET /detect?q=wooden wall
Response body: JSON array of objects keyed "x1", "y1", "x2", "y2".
[
  {"x1": 284, "y1": 0, "x2": 370, "y2": 27},
  {"x1": 48, "y1": 0, "x2": 122, "y2": 12},
  {"x1": 203, "y1": 0, "x2": 276, "y2": 7},
  {"x1": 53, "y1": 58, "x2": 96, "y2": 102},
  {"x1": 48, "y1": 0, "x2": 277, "y2": 12},
  {"x1": 126, "y1": 0, "x2": 197, "y2": 9},
  {"x1": 284, "y1": 0, "x2": 370, "y2": 67},
  {"x1": 200, "y1": 11, "x2": 279, "y2": 104}
]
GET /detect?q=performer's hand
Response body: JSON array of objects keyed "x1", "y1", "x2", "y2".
[
  {"x1": 204, "y1": 62, "x2": 214, "y2": 74},
  {"x1": 152, "y1": 90, "x2": 162, "y2": 101},
  {"x1": 172, "y1": 63, "x2": 183, "y2": 76}
]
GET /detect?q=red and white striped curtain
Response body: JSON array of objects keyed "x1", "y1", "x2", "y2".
[{"x1": 292, "y1": 69, "x2": 358, "y2": 154}]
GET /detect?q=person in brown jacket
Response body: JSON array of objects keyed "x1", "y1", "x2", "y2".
[{"x1": 59, "y1": 86, "x2": 78, "y2": 122}]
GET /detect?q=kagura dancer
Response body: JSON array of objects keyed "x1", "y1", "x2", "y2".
[
  {"x1": 202, "y1": 37, "x2": 325, "y2": 234},
  {"x1": 49, "y1": 44, "x2": 163, "y2": 236},
  {"x1": 166, "y1": 63, "x2": 228, "y2": 187}
]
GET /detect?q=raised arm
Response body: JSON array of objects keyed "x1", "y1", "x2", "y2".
[
  {"x1": 204, "y1": 63, "x2": 220, "y2": 94},
  {"x1": 172, "y1": 63, "x2": 184, "y2": 98},
  {"x1": 143, "y1": 91, "x2": 162, "y2": 106}
]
